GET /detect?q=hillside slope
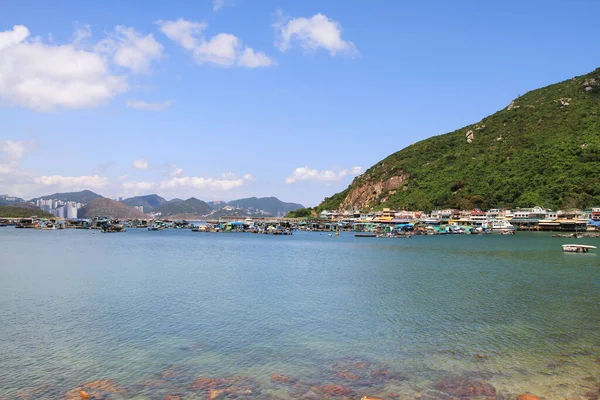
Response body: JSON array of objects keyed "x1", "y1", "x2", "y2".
[
  {"x1": 0, "y1": 205, "x2": 54, "y2": 218},
  {"x1": 320, "y1": 68, "x2": 600, "y2": 211},
  {"x1": 120, "y1": 194, "x2": 168, "y2": 212},
  {"x1": 30, "y1": 190, "x2": 103, "y2": 204},
  {"x1": 79, "y1": 198, "x2": 147, "y2": 219},
  {"x1": 154, "y1": 197, "x2": 213, "y2": 217}
]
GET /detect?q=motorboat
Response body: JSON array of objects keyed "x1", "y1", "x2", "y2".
[{"x1": 562, "y1": 244, "x2": 596, "y2": 253}]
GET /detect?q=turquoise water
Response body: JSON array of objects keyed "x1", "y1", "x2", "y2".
[{"x1": 0, "y1": 228, "x2": 599, "y2": 399}]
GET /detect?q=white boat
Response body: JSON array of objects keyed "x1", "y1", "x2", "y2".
[
  {"x1": 562, "y1": 244, "x2": 597, "y2": 253},
  {"x1": 484, "y1": 220, "x2": 516, "y2": 232}
]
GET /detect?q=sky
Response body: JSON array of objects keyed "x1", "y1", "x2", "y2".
[{"x1": 1, "y1": 0, "x2": 599, "y2": 206}]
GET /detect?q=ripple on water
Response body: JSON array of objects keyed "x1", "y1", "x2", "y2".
[{"x1": 0, "y1": 229, "x2": 599, "y2": 398}]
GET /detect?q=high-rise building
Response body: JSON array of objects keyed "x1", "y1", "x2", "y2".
[{"x1": 66, "y1": 206, "x2": 78, "y2": 219}]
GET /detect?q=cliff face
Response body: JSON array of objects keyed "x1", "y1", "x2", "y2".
[
  {"x1": 319, "y1": 67, "x2": 600, "y2": 211},
  {"x1": 339, "y1": 174, "x2": 410, "y2": 210}
]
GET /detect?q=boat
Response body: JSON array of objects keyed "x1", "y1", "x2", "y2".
[
  {"x1": 355, "y1": 233, "x2": 377, "y2": 238},
  {"x1": 148, "y1": 226, "x2": 163, "y2": 231},
  {"x1": 484, "y1": 220, "x2": 516, "y2": 232},
  {"x1": 562, "y1": 244, "x2": 597, "y2": 253}
]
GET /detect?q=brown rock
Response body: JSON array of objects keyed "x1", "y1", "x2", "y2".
[
  {"x1": 386, "y1": 392, "x2": 400, "y2": 398},
  {"x1": 311, "y1": 384, "x2": 354, "y2": 397},
  {"x1": 271, "y1": 373, "x2": 293, "y2": 383},
  {"x1": 81, "y1": 380, "x2": 124, "y2": 393},
  {"x1": 434, "y1": 378, "x2": 496, "y2": 397},
  {"x1": 335, "y1": 371, "x2": 360, "y2": 381},
  {"x1": 517, "y1": 395, "x2": 540, "y2": 400},
  {"x1": 164, "y1": 396, "x2": 180, "y2": 400},
  {"x1": 64, "y1": 379, "x2": 126, "y2": 400},
  {"x1": 361, "y1": 396, "x2": 385, "y2": 400},
  {"x1": 208, "y1": 387, "x2": 253, "y2": 400},
  {"x1": 190, "y1": 377, "x2": 222, "y2": 390},
  {"x1": 79, "y1": 391, "x2": 90, "y2": 400}
]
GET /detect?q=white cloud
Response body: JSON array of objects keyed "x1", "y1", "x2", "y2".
[
  {"x1": 275, "y1": 12, "x2": 357, "y2": 56},
  {"x1": 213, "y1": 0, "x2": 233, "y2": 11},
  {"x1": 0, "y1": 139, "x2": 34, "y2": 175},
  {"x1": 285, "y1": 166, "x2": 363, "y2": 184},
  {"x1": 167, "y1": 163, "x2": 185, "y2": 177},
  {"x1": 157, "y1": 18, "x2": 274, "y2": 68},
  {"x1": 97, "y1": 26, "x2": 164, "y2": 74},
  {"x1": 133, "y1": 158, "x2": 149, "y2": 169},
  {"x1": 33, "y1": 174, "x2": 109, "y2": 189},
  {"x1": 122, "y1": 181, "x2": 155, "y2": 190},
  {"x1": 126, "y1": 99, "x2": 175, "y2": 111},
  {"x1": 0, "y1": 25, "x2": 127, "y2": 111},
  {"x1": 238, "y1": 48, "x2": 275, "y2": 68},
  {"x1": 71, "y1": 24, "x2": 92, "y2": 44},
  {"x1": 160, "y1": 172, "x2": 253, "y2": 191},
  {"x1": 243, "y1": 173, "x2": 254, "y2": 180}
]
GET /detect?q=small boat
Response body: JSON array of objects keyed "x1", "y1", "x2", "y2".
[
  {"x1": 355, "y1": 233, "x2": 377, "y2": 238},
  {"x1": 148, "y1": 226, "x2": 163, "y2": 231},
  {"x1": 562, "y1": 244, "x2": 597, "y2": 253}
]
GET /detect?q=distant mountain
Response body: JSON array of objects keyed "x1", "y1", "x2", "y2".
[
  {"x1": 0, "y1": 204, "x2": 54, "y2": 218},
  {"x1": 120, "y1": 194, "x2": 168, "y2": 212},
  {"x1": 79, "y1": 198, "x2": 147, "y2": 219},
  {"x1": 30, "y1": 190, "x2": 103, "y2": 204},
  {"x1": 154, "y1": 197, "x2": 213, "y2": 218},
  {"x1": 226, "y1": 197, "x2": 304, "y2": 216},
  {"x1": 168, "y1": 198, "x2": 184, "y2": 204},
  {"x1": 0, "y1": 195, "x2": 24, "y2": 205},
  {"x1": 208, "y1": 200, "x2": 227, "y2": 210}
]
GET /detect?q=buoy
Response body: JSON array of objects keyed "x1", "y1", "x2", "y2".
[{"x1": 80, "y1": 390, "x2": 91, "y2": 399}]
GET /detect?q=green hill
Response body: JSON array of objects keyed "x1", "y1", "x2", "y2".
[
  {"x1": 30, "y1": 190, "x2": 103, "y2": 204},
  {"x1": 226, "y1": 197, "x2": 304, "y2": 216},
  {"x1": 0, "y1": 205, "x2": 54, "y2": 218},
  {"x1": 154, "y1": 197, "x2": 213, "y2": 218},
  {"x1": 120, "y1": 194, "x2": 168, "y2": 212},
  {"x1": 319, "y1": 67, "x2": 600, "y2": 212}
]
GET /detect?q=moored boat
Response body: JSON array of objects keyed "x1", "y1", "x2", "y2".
[{"x1": 562, "y1": 244, "x2": 597, "y2": 253}]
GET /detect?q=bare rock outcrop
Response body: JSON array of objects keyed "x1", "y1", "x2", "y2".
[{"x1": 339, "y1": 174, "x2": 409, "y2": 210}]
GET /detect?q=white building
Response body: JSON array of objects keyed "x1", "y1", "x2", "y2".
[{"x1": 66, "y1": 206, "x2": 78, "y2": 219}]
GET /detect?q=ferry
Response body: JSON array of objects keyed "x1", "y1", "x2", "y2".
[{"x1": 562, "y1": 244, "x2": 597, "y2": 253}]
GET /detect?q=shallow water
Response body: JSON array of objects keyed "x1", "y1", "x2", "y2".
[{"x1": 0, "y1": 228, "x2": 598, "y2": 399}]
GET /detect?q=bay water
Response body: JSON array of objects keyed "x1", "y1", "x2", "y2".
[{"x1": 0, "y1": 228, "x2": 599, "y2": 398}]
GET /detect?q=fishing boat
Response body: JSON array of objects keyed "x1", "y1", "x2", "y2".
[
  {"x1": 562, "y1": 244, "x2": 597, "y2": 253},
  {"x1": 148, "y1": 225, "x2": 163, "y2": 231},
  {"x1": 355, "y1": 233, "x2": 377, "y2": 238}
]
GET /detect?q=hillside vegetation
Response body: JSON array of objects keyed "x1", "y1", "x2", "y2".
[
  {"x1": 0, "y1": 205, "x2": 54, "y2": 218},
  {"x1": 155, "y1": 197, "x2": 213, "y2": 217},
  {"x1": 320, "y1": 68, "x2": 600, "y2": 211},
  {"x1": 120, "y1": 194, "x2": 168, "y2": 212},
  {"x1": 30, "y1": 190, "x2": 103, "y2": 204}
]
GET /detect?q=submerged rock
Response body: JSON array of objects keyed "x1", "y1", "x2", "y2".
[
  {"x1": 517, "y1": 394, "x2": 540, "y2": 400},
  {"x1": 310, "y1": 384, "x2": 354, "y2": 397},
  {"x1": 64, "y1": 379, "x2": 126, "y2": 400},
  {"x1": 271, "y1": 373, "x2": 294, "y2": 384},
  {"x1": 433, "y1": 378, "x2": 496, "y2": 397},
  {"x1": 190, "y1": 377, "x2": 222, "y2": 390}
]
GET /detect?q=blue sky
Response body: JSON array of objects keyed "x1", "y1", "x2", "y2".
[{"x1": 1, "y1": 0, "x2": 599, "y2": 206}]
